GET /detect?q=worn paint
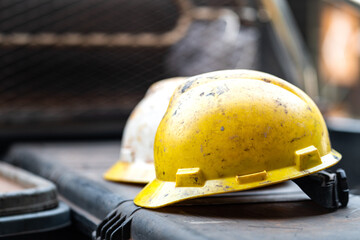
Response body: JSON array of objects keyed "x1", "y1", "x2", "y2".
[
  {"x1": 134, "y1": 69, "x2": 341, "y2": 208},
  {"x1": 181, "y1": 80, "x2": 195, "y2": 93}
]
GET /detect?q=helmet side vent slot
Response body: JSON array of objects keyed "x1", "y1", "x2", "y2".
[{"x1": 236, "y1": 170, "x2": 267, "y2": 184}]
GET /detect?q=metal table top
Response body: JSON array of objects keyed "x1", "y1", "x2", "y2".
[{"x1": 4, "y1": 142, "x2": 360, "y2": 240}]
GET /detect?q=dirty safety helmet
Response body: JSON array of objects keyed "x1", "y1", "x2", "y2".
[
  {"x1": 104, "y1": 77, "x2": 186, "y2": 183},
  {"x1": 134, "y1": 70, "x2": 346, "y2": 208}
]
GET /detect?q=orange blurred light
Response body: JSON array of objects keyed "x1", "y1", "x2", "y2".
[{"x1": 319, "y1": 4, "x2": 359, "y2": 87}]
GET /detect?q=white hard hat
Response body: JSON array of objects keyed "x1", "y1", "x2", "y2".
[{"x1": 104, "y1": 77, "x2": 187, "y2": 183}]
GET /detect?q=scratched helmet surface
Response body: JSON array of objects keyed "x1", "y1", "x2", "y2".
[
  {"x1": 134, "y1": 69, "x2": 341, "y2": 208},
  {"x1": 104, "y1": 77, "x2": 186, "y2": 183}
]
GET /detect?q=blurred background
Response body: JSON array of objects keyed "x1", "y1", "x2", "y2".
[
  {"x1": 0, "y1": 1, "x2": 359, "y2": 239},
  {"x1": 0, "y1": 0, "x2": 359, "y2": 182}
]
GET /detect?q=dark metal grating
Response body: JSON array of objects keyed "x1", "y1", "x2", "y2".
[{"x1": 0, "y1": 0, "x2": 269, "y2": 138}]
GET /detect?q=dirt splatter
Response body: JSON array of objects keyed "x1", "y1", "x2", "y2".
[
  {"x1": 229, "y1": 135, "x2": 239, "y2": 140},
  {"x1": 290, "y1": 134, "x2": 306, "y2": 143},
  {"x1": 181, "y1": 80, "x2": 195, "y2": 93},
  {"x1": 275, "y1": 98, "x2": 283, "y2": 106},
  {"x1": 275, "y1": 98, "x2": 288, "y2": 114},
  {"x1": 216, "y1": 84, "x2": 230, "y2": 95}
]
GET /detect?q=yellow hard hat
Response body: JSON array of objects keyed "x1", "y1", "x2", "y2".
[
  {"x1": 134, "y1": 69, "x2": 342, "y2": 208},
  {"x1": 104, "y1": 77, "x2": 186, "y2": 183}
]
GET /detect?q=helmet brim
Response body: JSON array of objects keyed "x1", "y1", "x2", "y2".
[
  {"x1": 134, "y1": 150, "x2": 341, "y2": 208},
  {"x1": 104, "y1": 161, "x2": 155, "y2": 184}
]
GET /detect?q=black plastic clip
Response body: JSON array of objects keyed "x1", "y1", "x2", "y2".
[
  {"x1": 93, "y1": 200, "x2": 141, "y2": 240},
  {"x1": 293, "y1": 168, "x2": 349, "y2": 209},
  {"x1": 336, "y1": 169, "x2": 349, "y2": 207}
]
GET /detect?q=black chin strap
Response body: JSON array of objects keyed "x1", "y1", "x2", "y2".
[{"x1": 293, "y1": 168, "x2": 349, "y2": 209}]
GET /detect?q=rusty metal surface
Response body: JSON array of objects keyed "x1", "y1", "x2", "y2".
[
  {"x1": 0, "y1": 1, "x2": 236, "y2": 48},
  {"x1": 5, "y1": 142, "x2": 360, "y2": 239}
]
